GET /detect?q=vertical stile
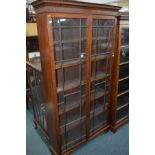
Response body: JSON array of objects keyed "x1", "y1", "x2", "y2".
[
  {"x1": 92, "y1": 19, "x2": 98, "y2": 132},
  {"x1": 86, "y1": 16, "x2": 92, "y2": 139},
  {"x1": 47, "y1": 15, "x2": 62, "y2": 154},
  {"x1": 79, "y1": 18, "x2": 83, "y2": 141}
]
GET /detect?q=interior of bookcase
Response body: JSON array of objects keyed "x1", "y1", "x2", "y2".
[
  {"x1": 50, "y1": 17, "x2": 115, "y2": 149},
  {"x1": 116, "y1": 27, "x2": 129, "y2": 121},
  {"x1": 90, "y1": 18, "x2": 114, "y2": 134}
]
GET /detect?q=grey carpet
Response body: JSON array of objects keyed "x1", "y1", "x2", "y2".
[{"x1": 26, "y1": 109, "x2": 129, "y2": 155}]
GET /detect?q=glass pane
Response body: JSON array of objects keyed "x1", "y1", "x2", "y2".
[
  {"x1": 119, "y1": 64, "x2": 129, "y2": 79},
  {"x1": 56, "y1": 65, "x2": 81, "y2": 92},
  {"x1": 51, "y1": 18, "x2": 87, "y2": 62},
  {"x1": 117, "y1": 92, "x2": 129, "y2": 108},
  {"x1": 27, "y1": 67, "x2": 47, "y2": 132},
  {"x1": 120, "y1": 46, "x2": 129, "y2": 63},
  {"x1": 90, "y1": 79, "x2": 109, "y2": 131},
  {"x1": 117, "y1": 104, "x2": 129, "y2": 121},
  {"x1": 90, "y1": 102, "x2": 108, "y2": 131},
  {"x1": 93, "y1": 19, "x2": 115, "y2": 27},
  {"x1": 90, "y1": 18, "x2": 115, "y2": 133},
  {"x1": 92, "y1": 19, "x2": 115, "y2": 55},
  {"x1": 121, "y1": 28, "x2": 129, "y2": 45},
  {"x1": 118, "y1": 79, "x2": 129, "y2": 94},
  {"x1": 50, "y1": 18, "x2": 88, "y2": 149},
  {"x1": 61, "y1": 118, "x2": 86, "y2": 150},
  {"x1": 60, "y1": 105, "x2": 80, "y2": 126},
  {"x1": 91, "y1": 57, "x2": 111, "y2": 82},
  {"x1": 62, "y1": 28, "x2": 80, "y2": 41},
  {"x1": 117, "y1": 26, "x2": 129, "y2": 121}
]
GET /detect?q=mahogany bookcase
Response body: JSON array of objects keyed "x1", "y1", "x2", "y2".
[
  {"x1": 110, "y1": 13, "x2": 129, "y2": 132},
  {"x1": 31, "y1": 0, "x2": 121, "y2": 154}
]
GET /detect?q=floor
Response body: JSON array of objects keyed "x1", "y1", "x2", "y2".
[{"x1": 26, "y1": 109, "x2": 129, "y2": 155}]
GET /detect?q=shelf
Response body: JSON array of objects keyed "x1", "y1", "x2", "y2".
[
  {"x1": 91, "y1": 102, "x2": 108, "y2": 114},
  {"x1": 92, "y1": 52, "x2": 111, "y2": 57},
  {"x1": 57, "y1": 79, "x2": 80, "y2": 93},
  {"x1": 117, "y1": 90, "x2": 129, "y2": 97},
  {"x1": 91, "y1": 72, "x2": 110, "y2": 81},
  {"x1": 92, "y1": 36, "x2": 112, "y2": 41},
  {"x1": 117, "y1": 102, "x2": 129, "y2": 111},
  {"x1": 93, "y1": 26, "x2": 114, "y2": 28},
  {"x1": 118, "y1": 78, "x2": 129, "y2": 94},
  {"x1": 56, "y1": 59, "x2": 85, "y2": 69},
  {"x1": 59, "y1": 99, "x2": 85, "y2": 115},
  {"x1": 119, "y1": 61, "x2": 129, "y2": 66},
  {"x1": 117, "y1": 92, "x2": 129, "y2": 108},
  {"x1": 60, "y1": 103, "x2": 107, "y2": 134},
  {"x1": 54, "y1": 38, "x2": 86, "y2": 44},
  {"x1": 53, "y1": 26, "x2": 87, "y2": 29},
  {"x1": 121, "y1": 45, "x2": 129, "y2": 49},
  {"x1": 59, "y1": 88, "x2": 108, "y2": 116},
  {"x1": 116, "y1": 104, "x2": 129, "y2": 121},
  {"x1": 118, "y1": 76, "x2": 129, "y2": 82},
  {"x1": 56, "y1": 53, "x2": 110, "y2": 69},
  {"x1": 119, "y1": 64, "x2": 129, "y2": 79},
  {"x1": 92, "y1": 53, "x2": 110, "y2": 61},
  {"x1": 60, "y1": 119, "x2": 82, "y2": 135},
  {"x1": 57, "y1": 72, "x2": 109, "y2": 93},
  {"x1": 91, "y1": 89, "x2": 108, "y2": 101}
]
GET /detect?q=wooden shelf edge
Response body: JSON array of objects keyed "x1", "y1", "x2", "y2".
[
  {"x1": 119, "y1": 61, "x2": 129, "y2": 66},
  {"x1": 56, "y1": 53, "x2": 111, "y2": 70},
  {"x1": 121, "y1": 45, "x2": 129, "y2": 48},
  {"x1": 117, "y1": 102, "x2": 129, "y2": 111},
  {"x1": 117, "y1": 90, "x2": 129, "y2": 97},
  {"x1": 57, "y1": 74, "x2": 109, "y2": 93},
  {"x1": 118, "y1": 76, "x2": 129, "y2": 82}
]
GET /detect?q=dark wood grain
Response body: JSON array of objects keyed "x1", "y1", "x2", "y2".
[
  {"x1": 85, "y1": 15, "x2": 92, "y2": 140},
  {"x1": 36, "y1": 13, "x2": 61, "y2": 154}
]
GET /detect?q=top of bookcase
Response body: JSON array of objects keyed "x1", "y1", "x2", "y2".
[{"x1": 32, "y1": 0, "x2": 121, "y2": 14}]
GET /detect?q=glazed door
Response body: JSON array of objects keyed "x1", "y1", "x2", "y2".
[
  {"x1": 117, "y1": 26, "x2": 129, "y2": 121},
  {"x1": 50, "y1": 15, "x2": 88, "y2": 151},
  {"x1": 90, "y1": 17, "x2": 116, "y2": 134}
]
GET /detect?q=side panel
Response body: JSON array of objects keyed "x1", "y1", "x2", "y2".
[
  {"x1": 109, "y1": 17, "x2": 120, "y2": 127},
  {"x1": 36, "y1": 13, "x2": 61, "y2": 154}
]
